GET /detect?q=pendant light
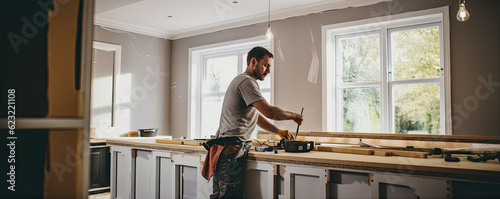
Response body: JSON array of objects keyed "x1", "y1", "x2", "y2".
[
  {"x1": 456, "y1": 0, "x2": 470, "y2": 22},
  {"x1": 265, "y1": 0, "x2": 274, "y2": 40}
]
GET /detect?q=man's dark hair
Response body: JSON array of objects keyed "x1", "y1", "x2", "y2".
[{"x1": 246, "y1": 46, "x2": 273, "y2": 66}]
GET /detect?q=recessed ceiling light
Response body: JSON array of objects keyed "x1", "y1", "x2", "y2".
[
  {"x1": 167, "y1": 16, "x2": 173, "y2": 19},
  {"x1": 232, "y1": 1, "x2": 238, "y2": 4}
]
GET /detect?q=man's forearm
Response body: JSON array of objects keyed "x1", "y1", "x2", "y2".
[
  {"x1": 267, "y1": 106, "x2": 297, "y2": 121},
  {"x1": 257, "y1": 114, "x2": 279, "y2": 133}
]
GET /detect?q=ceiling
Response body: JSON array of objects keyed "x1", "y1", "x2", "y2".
[{"x1": 94, "y1": 0, "x2": 388, "y2": 39}]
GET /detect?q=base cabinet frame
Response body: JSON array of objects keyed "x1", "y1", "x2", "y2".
[
  {"x1": 109, "y1": 145, "x2": 499, "y2": 199},
  {"x1": 110, "y1": 146, "x2": 134, "y2": 199},
  {"x1": 282, "y1": 165, "x2": 329, "y2": 199}
]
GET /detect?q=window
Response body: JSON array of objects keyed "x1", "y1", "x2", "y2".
[
  {"x1": 323, "y1": 8, "x2": 451, "y2": 135},
  {"x1": 189, "y1": 38, "x2": 272, "y2": 139}
]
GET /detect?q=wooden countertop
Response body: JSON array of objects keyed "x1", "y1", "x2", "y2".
[{"x1": 106, "y1": 139, "x2": 500, "y2": 183}]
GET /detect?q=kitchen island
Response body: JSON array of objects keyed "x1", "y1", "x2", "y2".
[{"x1": 106, "y1": 136, "x2": 500, "y2": 199}]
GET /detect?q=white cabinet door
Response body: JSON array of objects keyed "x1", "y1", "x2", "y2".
[
  {"x1": 111, "y1": 146, "x2": 133, "y2": 199},
  {"x1": 158, "y1": 157, "x2": 173, "y2": 199},
  {"x1": 244, "y1": 160, "x2": 275, "y2": 199},
  {"x1": 172, "y1": 154, "x2": 212, "y2": 199},
  {"x1": 328, "y1": 170, "x2": 371, "y2": 199},
  {"x1": 283, "y1": 165, "x2": 328, "y2": 199},
  {"x1": 371, "y1": 173, "x2": 450, "y2": 199},
  {"x1": 135, "y1": 150, "x2": 155, "y2": 199}
]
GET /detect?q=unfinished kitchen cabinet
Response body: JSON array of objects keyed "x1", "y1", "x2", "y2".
[
  {"x1": 106, "y1": 138, "x2": 500, "y2": 199},
  {"x1": 89, "y1": 144, "x2": 110, "y2": 192},
  {"x1": 282, "y1": 165, "x2": 328, "y2": 199},
  {"x1": 110, "y1": 146, "x2": 133, "y2": 199},
  {"x1": 452, "y1": 180, "x2": 500, "y2": 198},
  {"x1": 135, "y1": 150, "x2": 156, "y2": 199},
  {"x1": 328, "y1": 170, "x2": 371, "y2": 199},
  {"x1": 371, "y1": 173, "x2": 450, "y2": 199},
  {"x1": 153, "y1": 151, "x2": 173, "y2": 199},
  {"x1": 172, "y1": 154, "x2": 212, "y2": 199},
  {"x1": 243, "y1": 160, "x2": 276, "y2": 199}
]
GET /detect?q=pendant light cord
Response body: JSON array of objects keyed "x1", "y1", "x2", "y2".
[{"x1": 268, "y1": 0, "x2": 271, "y2": 27}]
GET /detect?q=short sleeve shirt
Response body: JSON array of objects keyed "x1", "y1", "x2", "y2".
[{"x1": 215, "y1": 73, "x2": 265, "y2": 141}]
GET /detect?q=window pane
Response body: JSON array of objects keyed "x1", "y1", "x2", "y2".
[
  {"x1": 201, "y1": 96, "x2": 223, "y2": 138},
  {"x1": 339, "y1": 34, "x2": 380, "y2": 83},
  {"x1": 340, "y1": 87, "x2": 380, "y2": 132},
  {"x1": 391, "y1": 26, "x2": 440, "y2": 80},
  {"x1": 203, "y1": 55, "x2": 238, "y2": 94},
  {"x1": 393, "y1": 83, "x2": 440, "y2": 135}
]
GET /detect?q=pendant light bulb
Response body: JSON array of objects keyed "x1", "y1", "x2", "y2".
[
  {"x1": 265, "y1": 0, "x2": 273, "y2": 40},
  {"x1": 265, "y1": 25, "x2": 274, "y2": 40},
  {"x1": 456, "y1": 0, "x2": 470, "y2": 22}
]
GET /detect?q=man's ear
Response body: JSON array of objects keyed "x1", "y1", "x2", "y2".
[{"x1": 251, "y1": 57, "x2": 258, "y2": 66}]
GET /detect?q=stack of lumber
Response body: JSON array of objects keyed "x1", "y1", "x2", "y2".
[
  {"x1": 156, "y1": 138, "x2": 203, "y2": 146},
  {"x1": 314, "y1": 145, "x2": 428, "y2": 158}
]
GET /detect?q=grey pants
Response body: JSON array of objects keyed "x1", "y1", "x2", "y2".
[{"x1": 210, "y1": 141, "x2": 252, "y2": 199}]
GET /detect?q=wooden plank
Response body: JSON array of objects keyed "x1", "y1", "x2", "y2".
[
  {"x1": 374, "y1": 149, "x2": 428, "y2": 158},
  {"x1": 373, "y1": 150, "x2": 392, "y2": 156},
  {"x1": 315, "y1": 146, "x2": 373, "y2": 155},
  {"x1": 257, "y1": 133, "x2": 477, "y2": 149},
  {"x1": 343, "y1": 148, "x2": 374, "y2": 155},
  {"x1": 258, "y1": 130, "x2": 500, "y2": 144},
  {"x1": 127, "y1": 131, "x2": 138, "y2": 137},
  {"x1": 314, "y1": 145, "x2": 427, "y2": 158},
  {"x1": 183, "y1": 140, "x2": 203, "y2": 146},
  {"x1": 156, "y1": 139, "x2": 184, "y2": 145}
]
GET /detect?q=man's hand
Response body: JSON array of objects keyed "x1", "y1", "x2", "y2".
[
  {"x1": 293, "y1": 113, "x2": 303, "y2": 125},
  {"x1": 277, "y1": 130, "x2": 295, "y2": 140}
]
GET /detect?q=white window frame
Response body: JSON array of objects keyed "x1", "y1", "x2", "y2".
[
  {"x1": 322, "y1": 7, "x2": 451, "y2": 134},
  {"x1": 188, "y1": 36, "x2": 274, "y2": 139}
]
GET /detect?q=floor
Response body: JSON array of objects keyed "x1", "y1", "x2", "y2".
[{"x1": 88, "y1": 192, "x2": 110, "y2": 199}]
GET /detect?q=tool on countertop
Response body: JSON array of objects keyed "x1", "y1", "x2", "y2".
[
  {"x1": 467, "y1": 151, "x2": 500, "y2": 162},
  {"x1": 428, "y1": 148, "x2": 473, "y2": 156},
  {"x1": 253, "y1": 139, "x2": 280, "y2": 152},
  {"x1": 255, "y1": 146, "x2": 274, "y2": 152},
  {"x1": 444, "y1": 154, "x2": 460, "y2": 162},
  {"x1": 358, "y1": 139, "x2": 383, "y2": 148},
  {"x1": 429, "y1": 148, "x2": 500, "y2": 163},
  {"x1": 295, "y1": 107, "x2": 304, "y2": 139},
  {"x1": 276, "y1": 108, "x2": 314, "y2": 153}
]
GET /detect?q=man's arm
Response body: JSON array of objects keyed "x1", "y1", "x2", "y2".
[
  {"x1": 257, "y1": 114, "x2": 279, "y2": 133},
  {"x1": 257, "y1": 114, "x2": 295, "y2": 140},
  {"x1": 253, "y1": 100, "x2": 303, "y2": 125}
]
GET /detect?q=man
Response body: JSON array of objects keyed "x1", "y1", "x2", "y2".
[{"x1": 201, "y1": 46, "x2": 303, "y2": 198}]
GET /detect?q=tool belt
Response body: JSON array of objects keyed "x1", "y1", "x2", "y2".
[{"x1": 203, "y1": 137, "x2": 242, "y2": 151}]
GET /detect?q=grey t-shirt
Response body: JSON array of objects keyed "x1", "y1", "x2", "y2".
[{"x1": 215, "y1": 73, "x2": 265, "y2": 141}]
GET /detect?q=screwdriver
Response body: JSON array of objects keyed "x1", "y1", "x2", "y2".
[{"x1": 295, "y1": 107, "x2": 304, "y2": 139}]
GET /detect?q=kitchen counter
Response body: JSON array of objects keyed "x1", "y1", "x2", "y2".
[
  {"x1": 107, "y1": 138, "x2": 500, "y2": 199},
  {"x1": 91, "y1": 136, "x2": 172, "y2": 144},
  {"x1": 106, "y1": 138, "x2": 500, "y2": 183}
]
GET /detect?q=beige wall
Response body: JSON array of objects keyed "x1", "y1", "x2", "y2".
[
  {"x1": 448, "y1": 0, "x2": 500, "y2": 136},
  {"x1": 93, "y1": 26, "x2": 171, "y2": 136},
  {"x1": 170, "y1": 0, "x2": 500, "y2": 137}
]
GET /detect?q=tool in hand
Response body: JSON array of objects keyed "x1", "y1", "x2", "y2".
[{"x1": 295, "y1": 107, "x2": 304, "y2": 139}]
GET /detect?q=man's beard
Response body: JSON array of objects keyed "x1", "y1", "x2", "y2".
[{"x1": 253, "y1": 68, "x2": 267, "y2": 81}]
